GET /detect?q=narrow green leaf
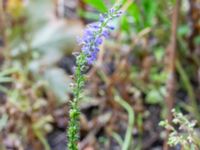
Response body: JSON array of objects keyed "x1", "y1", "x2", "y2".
[
  {"x1": 141, "y1": 0, "x2": 157, "y2": 27},
  {"x1": 128, "y1": 3, "x2": 140, "y2": 24},
  {"x1": 0, "y1": 77, "x2": 14, "y2": 83},
  {"x1": 84, "y1": 0, "x2": 107, "y2": 12}
]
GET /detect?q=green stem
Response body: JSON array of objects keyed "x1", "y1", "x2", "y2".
[
  {"x1": 176, "y1": 60, "x2": 200, "y2": 123},
  {"x1": 114, "y1": 92, "x2": 134, "y2": 150},
  {"x1": 67, "y1": 53, "x2": 86, "y2": 150}
]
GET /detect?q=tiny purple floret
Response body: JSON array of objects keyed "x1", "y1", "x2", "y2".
[{"x1": 78, "y1": 6, "x2": 122, "y2": 64}]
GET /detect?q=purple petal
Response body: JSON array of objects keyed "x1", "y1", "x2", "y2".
[
  {"x1": 95, "y1": 37, "x2": 103, "y2": 46},
  {"x1": 102, "y1": 30, "x2": 110, "y2": 38}
]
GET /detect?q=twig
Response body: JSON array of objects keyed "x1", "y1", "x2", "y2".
[
  {"x1": 188, "y1": 0, "x2": 200, "y2": 53},
  {"x1": 0, "y1": 0, "x2": 6, "y2": 48},
  {"x1": 164, "y1": 0, "x2": 180, "y2": 149}
]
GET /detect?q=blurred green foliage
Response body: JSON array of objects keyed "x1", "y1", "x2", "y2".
[
  {"x1": 84, "y1": 0, "x2": 108, "y2": 12},
  {"x1": 0, "y1": 0, "x2": 200, "y2": 149}
]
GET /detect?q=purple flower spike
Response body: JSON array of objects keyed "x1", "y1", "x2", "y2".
[{"x1": 78, "y1": 6, "x2": 122, "y2": 64}]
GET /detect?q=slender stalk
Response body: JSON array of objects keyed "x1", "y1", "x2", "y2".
[
  {"x1": 67, "y1": 53, "x2": 86, "y2": 150},
  {"x1": 67, "y1": 4, "x2": 122, "y2": 150},
  {"x1": 114, "y1": 92, "x2": 134, "y2": 150}
]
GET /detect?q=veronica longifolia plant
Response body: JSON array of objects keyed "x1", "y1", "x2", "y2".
[{"x1": 67, "y1": 4, "x2": 122, "y2": 150}]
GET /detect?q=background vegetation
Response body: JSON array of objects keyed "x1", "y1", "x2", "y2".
[{"x1": 0, "y1": 0, "x2": 200, "y2": 149}]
